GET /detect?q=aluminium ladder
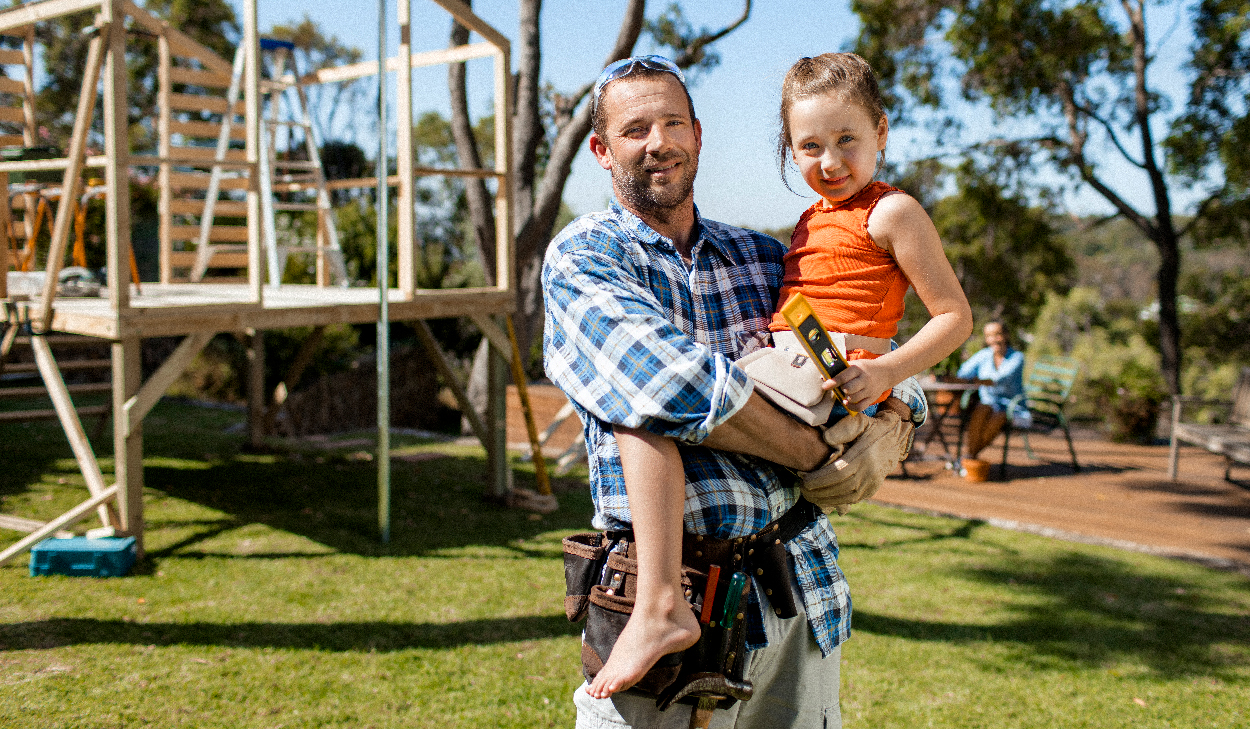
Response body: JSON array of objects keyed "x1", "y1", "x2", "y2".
[{"x1": 191, "y1": 38, "x2": 348, "y2": 286}]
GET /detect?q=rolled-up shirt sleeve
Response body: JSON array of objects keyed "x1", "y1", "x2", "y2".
[{"x1": 543, "y1": 244, "x2": 753, "y2": 444}]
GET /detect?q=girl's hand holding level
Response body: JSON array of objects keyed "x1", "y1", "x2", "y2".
[{"x1": 825, "y1": 359, "x2": 894, "y2": 413}]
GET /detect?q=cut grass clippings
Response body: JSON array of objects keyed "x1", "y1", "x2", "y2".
[{"x1": 1, "y1": 400, "x2": 1248, "y2": 727}]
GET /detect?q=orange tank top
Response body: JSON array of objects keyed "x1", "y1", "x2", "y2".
[{"x1": 769, "y1": 181, "x2": 911, "y2": 403}]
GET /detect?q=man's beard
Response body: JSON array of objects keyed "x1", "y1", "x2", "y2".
[{"x1": 612, "y1": 149, "x2": 698, "y2": 223}]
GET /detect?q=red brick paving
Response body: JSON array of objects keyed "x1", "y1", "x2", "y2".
[{"x1": 509, "y1": 385, "x2": 1250, "y2": 573}]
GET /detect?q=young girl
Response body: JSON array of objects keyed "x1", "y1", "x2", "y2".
[{"x1": 588, "y1": 52, "x2": 972, "y2": 698}]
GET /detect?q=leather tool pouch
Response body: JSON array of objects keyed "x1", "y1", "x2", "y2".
[{"x1": 560, "y1": 499, "x2": 818, "y2": 711}]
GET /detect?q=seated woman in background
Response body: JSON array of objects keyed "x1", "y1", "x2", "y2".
[{"x1": 958, "y1": 321, "x2": 1025, "y2": 460}]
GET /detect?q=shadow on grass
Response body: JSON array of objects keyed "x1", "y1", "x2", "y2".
[
  {"x1": 2, "y1": 400, "x2": 596, "y2": 561},
  {"x1": 141, "y1": 448, "x2": 595, "y2": 560},
  {"x1": 846, "y1": 514, "x2": 1250, "y2": 677},
  {"x1": 0, "y1": 614, "x2": 581, "y2": 652}
]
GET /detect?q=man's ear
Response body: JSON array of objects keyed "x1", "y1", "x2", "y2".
[
  {"x1": 693, "y1": 118, "x2": 702, "y2": 155},
  {"x1": 589, "y1": 132, "x2": 613, "y2": 171}
]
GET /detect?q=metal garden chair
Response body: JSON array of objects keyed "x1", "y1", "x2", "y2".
[{"x1": 999, "y1": 356, "x2": 1081, "y2": 479}]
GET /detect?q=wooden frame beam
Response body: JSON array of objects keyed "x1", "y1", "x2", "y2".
[
  {"x1": 0, "y1": 484, "x2": 119, "y2": 567},
  {"x1": 304, "y1": 42, "x2": 496, "y2": 85},
  {"x1": 120, "y1": 0, "x2": 231, "y2": 75},
  {"x1": 428, "y1": 0, "x2": 510, "y2": 50},
  {"x1": 31, "y1": 335, "x2": 118, "y2": 529},
  {"x1": 0, "y1": 0, "x2": 103, "y2": 34},
  {"x1": 413, "y1": 321, "x2": 486, "y2": 445},
  {"x1": 122, "y1": 332, "x2": 213, "y2": 436},
  {"x1": 34, "y1": 22, "x2": 107, "y2": 332}
]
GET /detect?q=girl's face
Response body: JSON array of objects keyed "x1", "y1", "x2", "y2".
[{"x1": 788, "y1": 92, "x2": 888, "y2": 205}]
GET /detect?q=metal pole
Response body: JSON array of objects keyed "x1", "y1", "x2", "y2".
[{"x1": 376, "y1": 0, "x2": 391, "y2": 544}]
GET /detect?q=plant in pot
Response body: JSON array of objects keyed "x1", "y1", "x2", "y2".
[{"x1": 1091, "y1": 361, "x2": 1168, "y2": 444}]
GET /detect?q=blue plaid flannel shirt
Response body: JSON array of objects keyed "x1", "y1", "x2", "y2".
[{"x1": 542, "y1": 201, "x2": 852, "y2": 656}]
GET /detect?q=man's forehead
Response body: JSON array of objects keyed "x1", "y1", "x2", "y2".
[{"x1": 599, "y1": 75, "x2": 691, "y2": 125}]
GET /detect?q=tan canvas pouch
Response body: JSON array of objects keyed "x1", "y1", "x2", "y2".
[{"x1": 736, "y1": 347, "x2": 833, "y2": 426}]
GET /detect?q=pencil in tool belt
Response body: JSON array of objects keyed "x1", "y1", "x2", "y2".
[
  {"x1": 779, "y1": 292, "x2": 858, "y2": 414},
  {"x1": 699, "y1": 565, "x2": 721, "y2": 625}
]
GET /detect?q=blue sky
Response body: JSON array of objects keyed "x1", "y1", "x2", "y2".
[{"x1": 242, "y1": 0, "x2": 1203, "y2": 230}]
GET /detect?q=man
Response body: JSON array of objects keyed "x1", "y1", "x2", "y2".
[
  {"x1": 958, "y1": 321, "x2": 1026, "y2": 461},
  {"x1": 542, "y1": 56, "x2": 849, "y2": 728}
]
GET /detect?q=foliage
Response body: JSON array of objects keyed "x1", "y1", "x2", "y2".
[
  {"x1": 927, "y1": 160, "x2": 1075, "y2": 335},
  {"x1": 851, "y1": 0, "x2": 1250, "y2": 394},
  {"x1": 265, "y1": 15, "x2": 366, "y2": 145},
  {"x1": 1180, "y1": 270, "x2": 1250, "y2": 367},
  {"x1": 1026, "y1": 287, "x2": 1162, "y2": 428},
  {"x1": 32, "y1": 0, "x2": 239, "y2": 149},
  {"x1": 1165, "y1": 0, "x2": 1250, "y2": 246},
  {"x1": 1089, "y1": 360, "x2": 1169, "y2": 443},
  {"x1": 1, "y1": 403, "x2": 1248, "y2": 726}
]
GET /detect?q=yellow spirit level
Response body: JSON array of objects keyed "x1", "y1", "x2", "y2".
[{"x1": 779, "y1": 292, "x2": 856, "y2": 413}]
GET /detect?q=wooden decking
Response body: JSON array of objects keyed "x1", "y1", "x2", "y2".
[{"x1": 43, "y1": 283, "x2": 514, "y2": 339}]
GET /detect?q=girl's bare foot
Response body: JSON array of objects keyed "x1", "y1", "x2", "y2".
[{"x1": 587, "y1": 589, "x2": 700, "y2": 699}]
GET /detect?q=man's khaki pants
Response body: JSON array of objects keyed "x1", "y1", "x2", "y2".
[{"x1": 573, "y1": 577, "x2": 842, "y2": 729}]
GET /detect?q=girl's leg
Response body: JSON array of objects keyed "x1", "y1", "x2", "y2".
[{"x1": 587, "y1": 426, "x2": 701, "y2": 698}]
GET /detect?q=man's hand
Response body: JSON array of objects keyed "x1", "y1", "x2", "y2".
[{"x1": 701, "y1": 391, "x2": 830, "y2": 471}]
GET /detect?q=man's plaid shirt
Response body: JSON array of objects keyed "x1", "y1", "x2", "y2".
[{"x1": 542, "y1": 201, "x2": 851, "y2": 656}]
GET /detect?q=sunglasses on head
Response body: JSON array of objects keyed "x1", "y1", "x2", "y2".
[{"x1": 591, "y1": 55, "x2": 687, "y2": 110}]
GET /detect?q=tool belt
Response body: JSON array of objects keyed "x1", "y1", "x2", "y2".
[{"x1": 562, "y1": 497, "x2": 821, "y2": 710}]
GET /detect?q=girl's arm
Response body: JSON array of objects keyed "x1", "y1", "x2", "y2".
[{"x1": 829, "y1": 192, "x2": 973, "y2": 412}]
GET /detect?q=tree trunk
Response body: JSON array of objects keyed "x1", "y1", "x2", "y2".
[
  {"x1": 1155, "y1": 231, "x2": 1183, "y2": 395},
  {"x1": 448, "y1": 6, "x2": 496, "y2": 284},
  {"x1": 449, "y1": 0, "x2": 751, "y2": 406}
]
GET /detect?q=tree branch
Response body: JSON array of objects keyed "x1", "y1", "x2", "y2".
[
  {"x1": 1177, "y1": 191, "x2": 1222, "y2": 239},
  {"x1": 669, "y1": 0, "x2": 752, "y2": 68},
  {"x1": 1071, "y1": 99, "x2": 1145, "y2": 169}
]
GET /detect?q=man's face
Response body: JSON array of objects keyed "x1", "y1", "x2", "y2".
[
  {"x1": 984, "y1": 323, "x2": 1007, "y2": 355},
  {"x1": 590, "y1": 74, "x2": 701, "y2": 220}
]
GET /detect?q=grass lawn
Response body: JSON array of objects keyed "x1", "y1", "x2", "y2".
[{"x1": 1, "y1": 400, "x2": 1247, "y2": 728}]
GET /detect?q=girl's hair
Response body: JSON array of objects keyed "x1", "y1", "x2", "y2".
[{"x1": 777, "y1": 53, "x2": 887, "y2": 191}]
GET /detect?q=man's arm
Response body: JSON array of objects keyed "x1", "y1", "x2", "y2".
[{"x1": 701, "y1": 391, "x2": 830, "y2": 472}]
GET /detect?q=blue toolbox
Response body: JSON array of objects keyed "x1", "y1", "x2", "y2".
[{"x1": 29, "y1": 536, "x2": 137, "y2": 577}]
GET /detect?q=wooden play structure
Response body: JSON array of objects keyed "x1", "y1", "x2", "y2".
[{"x1": 0, "y1": 0, "x2": 524, "y2": 566}]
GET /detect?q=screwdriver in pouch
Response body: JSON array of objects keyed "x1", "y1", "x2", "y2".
[{"x1": 718, "y1": 571, "x2": 748, "y2": 673}]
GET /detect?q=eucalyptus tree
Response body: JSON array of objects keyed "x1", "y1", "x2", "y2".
[
  {"x1": 447, "y1": 0, "x2": 754, "y2": 378},
  {"x1": 852, "y1": 0, "x2": 1250, "y2": 394}
]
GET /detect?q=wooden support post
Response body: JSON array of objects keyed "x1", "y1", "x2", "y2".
[
  {"x1": 0, "y1": 171, "x2": 8, "y2": 300},
  {"x1": 35, "y1": 22, "x2": 107, "y2": 332},
  {"x1": 396, "y1": 0, "x2": 415, "y2": 297},
  {"x1": 157, "y1": 34, "x2": 172, "y2": 284},
  {"x1": 1168, "y1": 397, "x2": 1181, "y2": 481},
  {"x1": 102, "y1": 2, "x2": 131, "y2": 315},
  {"x1": 122, "y1": 332, "x2": 213, "y2": 435},
  {"x1": 486, "y1": 325, "x2": 509, "y2": 497},
  {"x1": 111, "y1": 335, "x2": 143, "y2": 554},
  {"x1": 246, "y1": 329, "x2": 265, "y2": 447},
  {"x1": 244, "y1": 0, "x2": 262, "y2": 300},
  {"x1": 32, "y1": 334, "x2": 119, "y2": 529},
  {"x1": 492, "y1": 47, "x2": 512, "y2": 294}
]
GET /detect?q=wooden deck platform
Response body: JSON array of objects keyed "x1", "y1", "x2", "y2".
[{"x1": 44, "y1": 284, "x2": 514, "y2": 339}]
